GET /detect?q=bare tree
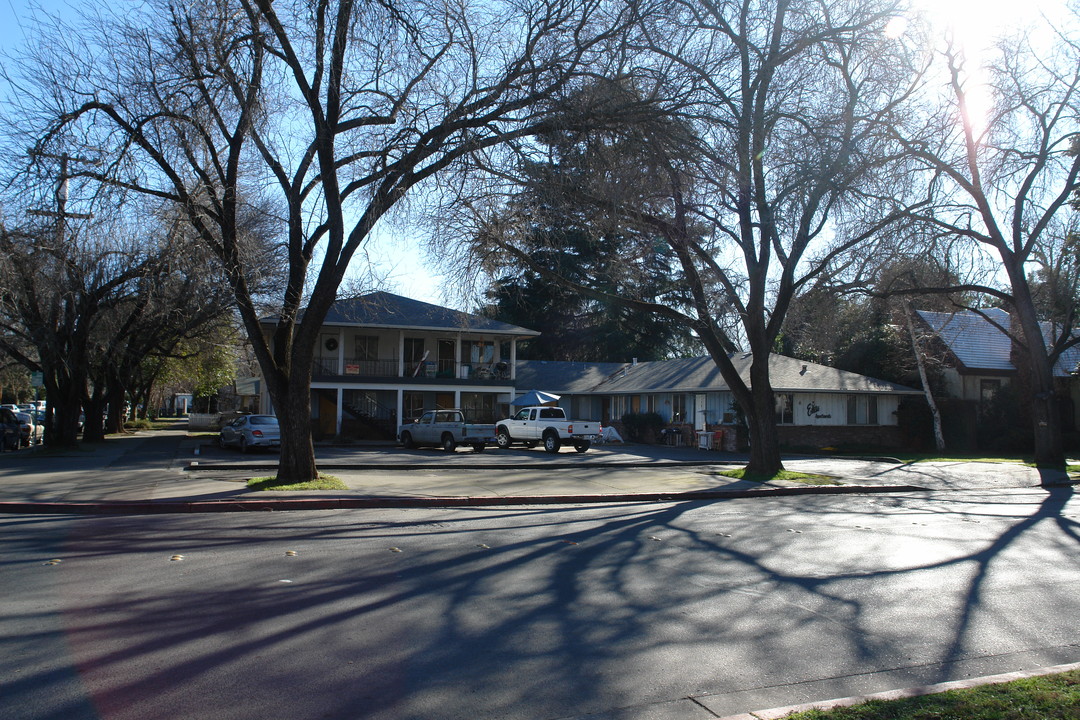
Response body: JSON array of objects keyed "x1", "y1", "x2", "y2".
[
  {"x1": 14, "y1": 0, "x2": 641, "y2": 481},
  {"x1": 890, "y1": 28, "x2": 1080, "y2": 471},
  {"x1": 463, "y1": 0, "x2": 926, "y2": 475},
  {"x1": 0, "y1": 207, "x2": 161, "y2": 446}
]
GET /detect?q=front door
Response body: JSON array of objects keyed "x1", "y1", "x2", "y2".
[{"x1": 435, "y1": 392, "x2": 454, "y2": 410}]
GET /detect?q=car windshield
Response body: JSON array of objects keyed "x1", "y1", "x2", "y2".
[{"x1": 249, "y1": 416, "x2": 278, "y2": 426}]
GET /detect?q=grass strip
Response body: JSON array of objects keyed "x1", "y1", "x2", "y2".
[
  {"x1": 718, "y1": 469, "x2": 841, "y2": 485},
  {"x1": 247, "y1": 475, "x2": 348, "y2": 491},
  {"x1": 780, "y1": 669, "x2": 1080, "y2": 719}
]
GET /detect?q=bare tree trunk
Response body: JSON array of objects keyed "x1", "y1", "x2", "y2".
[
  {"x1": 904, "y1": 304, "x2": 945, "y2": 452},
  {"x1": 1008, "y1": 273, "x2": 1066, "y2": 473},
  {"x1": 263, "y1": 348, "x2": 319, "y2": 483},
  {"x1": 744, "y1": 361, "x2": 784, "y2": 476},
  {"x1": 276, "y1": 390, "x2": 317, "y2": 482},
  {"x1": 82, "y1": 395, "x2": 107, "y2": 443},
  {"x1": 43, "y1": 376, "x2": 82, "y2": 448}
]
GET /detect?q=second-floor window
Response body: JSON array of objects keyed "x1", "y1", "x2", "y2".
[
  {"x1": 469, "y1": 340, "x2": 495, "y2": 364},
  {"x1": 405, "y1": 337, "x2": 425, "y2": 363},
  {"x1": 355, "y1": 335, "x2": 378, "y2": 361}
]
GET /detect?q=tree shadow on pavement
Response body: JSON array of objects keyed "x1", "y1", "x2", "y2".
[{"x1": 3, "y1": 486, "x2": 1079, "y2": 720}]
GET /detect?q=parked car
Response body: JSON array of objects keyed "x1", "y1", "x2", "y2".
[
  {"x1": 0, "y1": 408, "x2": 21, "y2": 451},
  {"x1": 219, "y1": 414, "x2": 281, "y2": 452},
  {"x1": 495, "y1": 406, "x2": 600, "y2": 453},
  {"x1": 15, "y1": 411, "x2": 43, "y2": 446},
  {"x1": 31, "y1": 410, "x2": 48, "y2": 436},
  {"x1": 397, "y1": 409, "x2": 497, "y2": 452}
]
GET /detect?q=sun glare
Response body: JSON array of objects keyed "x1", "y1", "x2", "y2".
[{"x1": 901, "y1": 0, "x2": 1069, "y2": 135}]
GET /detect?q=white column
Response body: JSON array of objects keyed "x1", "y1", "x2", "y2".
[
  {"x1": 510, "y1": 339, "x2": 518, "y2": 380},
  {"x1": 456, "y1": 334, "x2": 463, "y2": 378},
  {"x1": 397, "y1": 388, "x2": 404, "y2": 427}
]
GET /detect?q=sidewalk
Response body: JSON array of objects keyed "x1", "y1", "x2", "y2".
[{"x1": 0, "y1": 423, "x2": 1069, "y2": 514}]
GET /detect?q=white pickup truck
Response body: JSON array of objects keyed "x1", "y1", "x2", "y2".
[
  {"x1": 495, "y1": 406, "x2": 600, "y2": 453},
  {"x1": 397, "y1": 409, "x2": 497, "y2": 452}
]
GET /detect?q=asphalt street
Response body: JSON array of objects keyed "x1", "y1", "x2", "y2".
[{"x1": 1, "y1": 427, "x2": 1078, "y2": 720}]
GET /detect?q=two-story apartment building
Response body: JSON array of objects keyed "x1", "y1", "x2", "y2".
[
  {"x1": 261, "y1": 292, "x2": 539, "y2": 439},
  {"x1": 258, "y1": 291, "x2": 922, "y2": 448}
]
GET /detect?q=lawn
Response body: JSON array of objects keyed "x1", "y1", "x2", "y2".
[
  {"x1": 718, "y1": 468, "x2": 841, "y2": 485},
  {"x1": 247, "y1": 475, "x2": 349, "y2": 491},
  {"x1": 779, "y1": 669, "x2": 1080, "y2": 719}
]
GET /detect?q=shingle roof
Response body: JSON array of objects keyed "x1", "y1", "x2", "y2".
[
  {"x1": 916, "y1": 309, "x2": 1080, "y2": 377},
  {"x1": 522, "y1": 355, "x2": 918, "y2": 395},
  {"x1": 268, "y1": 291, "x2": 539, "y2": 336},
  {"x1": 515, "y1": 360, "x2": 627, "y2": 394},
  {"x1": 916, "y1": 309, "x2": 1013, "y2": 371}
]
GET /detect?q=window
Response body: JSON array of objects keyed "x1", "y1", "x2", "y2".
[
  {"x1": 775, "y1": 393, "x2": 793, "y2": 424},
  {"x1": 980, "y1": 379, "x2": 1001, "y2": 406},
  {"x1": 403, "y1": 392, "x2": 424, "y2": 422},
  {"x1": 846, "y1": 395, "x2": 879, "y2": 425},
  {"x1": 404, "y1": 337, "x2": 425, "y2": 363},
  {"x1": 354, "y1": 335, "x2": 379, "y2": 361},
  {"x1": 469, "y1": 340, "x2": 495, "y2": 364},
  {"x1": 461, "y1": 393, "x2": 497, "y2": 423},
  {"x1": 671, "y1": 394, "x2": 686, "y2": 423}
]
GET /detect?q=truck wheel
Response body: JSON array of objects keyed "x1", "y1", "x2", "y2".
[
  {"x1": 401, "y1": 431, "x2": 415, "y2": 449},
  {"x1": 496, "y1": 429, "x2": 512, "y2": 449},
  {"x1": 575, "y1": 440, "x2": 590, "y2": 453},
  {"x1": 442, "y1": 433, "x2": 457, "y2": 452},
  {"x1": 543, "y1": 432, "x2": 561, "y2": 453}
]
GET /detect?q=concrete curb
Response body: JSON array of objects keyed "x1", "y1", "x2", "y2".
[
  {"x1": 715, "y1": 661, "x2": 1080, "y2": 719},
  {"x1": 0, "y1": 484, "x2": 928, "y2": 515}
]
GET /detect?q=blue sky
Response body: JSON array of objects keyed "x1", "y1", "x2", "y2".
[
  {"x1": 1, "y1": 0, "x2": 70, "y2": 57},
  {"x1": 0, "y1": 0, "x2": 450, "y2": 308}
]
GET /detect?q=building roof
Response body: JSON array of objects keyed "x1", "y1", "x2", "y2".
[
  {"x1": 916, "y1": 308, "x2": 1014, "y2": 372},
  {"x1": 916, "y1": 308, "x2": 1080, "y2": 377},
  {"x1": 526, "y1": 354, "x2": 919, "y2": 395},
  {"x1": 515, "y1": 360, "x2": 627, "y2": 394},
  {"x1": 268, "y1": 291, "x2": 540, "y2": 337}
]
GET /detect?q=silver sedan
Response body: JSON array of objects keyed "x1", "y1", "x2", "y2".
[{"x1": 218, "y1": 415, "x2": 281, "y2": 453}]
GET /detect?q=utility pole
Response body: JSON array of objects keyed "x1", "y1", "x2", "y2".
[{"x1": 26, "y1": 150, "x2": 100, "y2": 243}]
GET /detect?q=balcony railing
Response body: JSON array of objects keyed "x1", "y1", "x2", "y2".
[{"x1": 313, "y1": 357, "x2": 512, "y2": 381}]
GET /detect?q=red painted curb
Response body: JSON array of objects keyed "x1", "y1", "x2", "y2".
[{"x1": 0, "y1": 485, "x2": 928, "y2": 515}]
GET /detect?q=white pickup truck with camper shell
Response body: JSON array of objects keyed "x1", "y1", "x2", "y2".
[
  {"x1": 397, "y1": 409, "x2": 497, "y2": 452},
  {"x1": 495, "y1": 406, "x2": 600, "y2": 453}
]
